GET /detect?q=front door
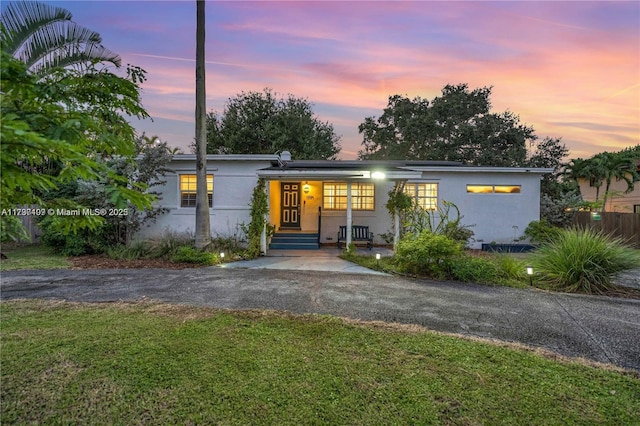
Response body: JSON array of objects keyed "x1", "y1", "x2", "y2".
[{"x1": 280, "y1": 182, "x2": 301, "y2": 229}]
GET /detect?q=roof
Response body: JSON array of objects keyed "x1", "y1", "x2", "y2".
[{"x1": 258, "y1": 159, "x2": 554, "y2": 179}]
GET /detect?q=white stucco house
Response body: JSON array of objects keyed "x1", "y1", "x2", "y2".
[{"x1": 139, "y1": 152, "x2": 552, "y2": 252}]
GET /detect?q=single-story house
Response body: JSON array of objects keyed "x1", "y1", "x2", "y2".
[{"x1": 139, "y1": 152, "x2": 553, "y2": 252}]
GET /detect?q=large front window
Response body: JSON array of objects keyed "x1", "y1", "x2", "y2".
[
  {"x1": 404, "y1": 183, "x2": 438, "y2": 210},
  {"x1": 180, "y1": 175, "x2": 213, "y2": 207},
  {"x1": 323, "y1": 182, "x2": 375, "y2": 210}
]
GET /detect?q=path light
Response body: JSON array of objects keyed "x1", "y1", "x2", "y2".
[
  {"x1": 220, "y1": 252, "x2": 225, "y2": 260},
  {"x1": 526, "y1": 266, "x2": 533, "y2": 286},
  {"x1": 376, "y1": 252, "x2": 381, "y2": 267}
]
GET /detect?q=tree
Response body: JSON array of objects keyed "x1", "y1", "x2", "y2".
[
  {"x1": 206, "y1": 88, "x2": 341, "y2": 159},
  {"x1": 1, "y1": 0, "x2": 120, "y2": 74},
  {"x1": 194, "y1": 0, "x2": 210, "y2": 249},
  {"x1": 0, "y1": 50, "x2": 151, "y2": 241},
  {"x1": 358, "y1": 84, "x2": 536, "y2": 166}
]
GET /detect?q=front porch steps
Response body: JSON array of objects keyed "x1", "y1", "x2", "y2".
[{"x1": 269, "y1": 232, "x2": 319, "y2": 250}]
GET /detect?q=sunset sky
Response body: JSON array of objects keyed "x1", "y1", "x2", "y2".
[{"x1": 37, "y1": 1, "x2": 639, "y2": 159}]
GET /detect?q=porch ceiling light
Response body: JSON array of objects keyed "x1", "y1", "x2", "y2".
[{"x1": 371, "y1": 171, "x2": 386, "y2": 180}]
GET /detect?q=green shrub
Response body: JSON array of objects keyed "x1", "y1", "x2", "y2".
[
  {"x1": 523, "y1": 220, "x2": 562, "y2": 244},
  {"x1": 170, "y1": 246, "x2": 217, "y2": 265},
  {"x1": 39, "y1": 217, "x2": 104, "y2": 256},
  {"x1": 106, "y1": 240, "x2": 156, "y2": 260},
  {"x1": 451, "y1": 255, "x2": 500, "y2": 284},
  {"x1": 394, "y1": 231, "x2": 463, "y2": 278},
  {"x1": 531, "y1": 228, "x2": 640, "y2": 294},
  {"x1": 492, "y1": 254, "x2": 528, "y2": 282}
]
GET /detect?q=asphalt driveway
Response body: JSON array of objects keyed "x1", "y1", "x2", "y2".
[{"x1": 2, "y1": 266, "x2": 639, "y2": 371}]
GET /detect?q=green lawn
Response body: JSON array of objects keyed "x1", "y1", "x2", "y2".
[
  {"x1": 0, "y1": 244, "x2": 70, "y2": 271},
  {"x1": 2, "y1": 300, "x2": 638, "y2": 425}
]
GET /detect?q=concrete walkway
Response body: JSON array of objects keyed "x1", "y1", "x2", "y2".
[{"x1": 222, "y1": 248, "x2": 393, "y2": 274}]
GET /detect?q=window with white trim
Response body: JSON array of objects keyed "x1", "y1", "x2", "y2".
[
  {"x1": 404, "y1": 183, "x2": 438, "y2": 210},
  {"x1": 323, "y1": 182, "x2": 375, "y2": 210},
  {"x1": 180, "y1": 175, "x2": 213, "y2": 207},
  {"x1": 467, "y1": 185, "x2": 521, "y2": 194}
]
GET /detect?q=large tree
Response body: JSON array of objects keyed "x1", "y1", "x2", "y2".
[
  {"x1": 1, "y1": 0, "x2": 120, "y2": 74},
  {"x1": 0, "y1": 50, "x2": 151, "y2": 240},
  {"x1": 206, "y1": 88, "x2": 341, "y2": 160},
  {"x1": 194, "y1": 0, "x2": 210, "y2": 249},
  {"x1": 358, "y1": 84, "x2": 536, "y2": 167}
]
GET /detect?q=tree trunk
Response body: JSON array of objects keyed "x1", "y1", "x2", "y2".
[{"x1": 194, "y1": 0, "x2": 211, "y2": 249}]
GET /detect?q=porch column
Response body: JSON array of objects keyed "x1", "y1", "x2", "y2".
[
  {"x1": 260, "y1": 179, "x2": 270, "y2": 255},
  {"x1": 346, "y1": 180, "x2": 352, "y2": 247},
  {"x1": 394, "y1": 213, "x2": 400, "y2": 247}
]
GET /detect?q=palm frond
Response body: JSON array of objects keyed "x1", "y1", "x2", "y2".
[{"x1": 0, "y1": 1, "x2": 71, "y2": 54}]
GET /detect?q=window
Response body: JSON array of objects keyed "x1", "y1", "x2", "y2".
[
  {"x1": 634, "y1": 205, "x2": 640, "y2": 214},
  {"x1": 180, "y1": 175, "x2": 213, "y2": 207},
  {"x1": 467, "y1": 185, "x2": 520, "y2": 194},
  {"x1": 404, "y1": 183, "x2": 438, "y2": 210},
  {"x1": 323, "y1": 182, "x2": 375, "y2": 210}
]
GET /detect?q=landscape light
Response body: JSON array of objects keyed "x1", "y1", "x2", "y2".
[
  {"x1": 526, "y1": 266, "x2": 533, "y2": 286},
  {"x1": 220, "y1": 252, "x2": 225, "y2": 259}
]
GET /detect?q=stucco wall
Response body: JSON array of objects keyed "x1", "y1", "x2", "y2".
[
  {"x1": 137, "y1": 158, "x2": 272, "y2": 240},
  {"x1": 140, "y1": 157, "x2": 544, "y2": 248}
]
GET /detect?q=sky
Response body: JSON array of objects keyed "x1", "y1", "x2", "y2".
[{"x1": 34, "y1": 1, "x2": 640, "y2": 159}]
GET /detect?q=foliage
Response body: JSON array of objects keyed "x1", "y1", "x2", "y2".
[
  {"x1": 531, "y1": 228, "x2": 640, "y2": 294},
  {"x1": 170, "y1": 246, "x2": 217, "y2": 265},
  {"x1": 562, "y1": 146, "x2": 640, "y2": 212},
  {"x1": 245, "y1": 178, "x2": 269, "y2": 258},
  {"x1": 522, "y1": 220, "x2": 562, "y2": 244},
  {"x1": 206, "y1": 88, "x2": 341, "y2": 159},
  {"x1": 1, "y1": 0, "x2": 120, "y2": 74},
  {"x1": 358, "y1": 84, "x2": 536, "y2": 166},
  {"x1": 0, "y1": 50, "x2": 152, "y2": 240},
  {"x1": 403, "y1": 200, "x2": 475, "y2": 243},
  {"x1": 39, "y1": 215, "x2": 105, "y2": 256},
  {"x1": 0, "y1": 215, "x2": 29, "y2": 243},
  {"x1": 450, "y1": 255, "x2": 501, "y2": 284},
  {"x1": 394, "y1": 231, "x2": 463, "y2": 278}
]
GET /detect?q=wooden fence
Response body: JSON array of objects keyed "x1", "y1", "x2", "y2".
[{"x1": 572, "y1": 212, "x2": 640, "y2": 248}]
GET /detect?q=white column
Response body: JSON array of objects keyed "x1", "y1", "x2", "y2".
[
  {"x1": 394, "y1": 213, "x2": 400, "y2": 247},
  {"x1": 346, "y1": 180, "x2": 352, "y2": 247},
  {"x1": 260, "y1": 179, "x2": 270, "y2": 255}
]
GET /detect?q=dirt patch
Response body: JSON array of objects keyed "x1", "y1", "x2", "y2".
[{"x1": 69, "y1": 255, "x2": 204, "y2": 270}]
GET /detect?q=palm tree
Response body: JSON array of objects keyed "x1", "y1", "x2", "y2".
[
  {"x1": 194, "y1": 0, "x2": 211, "y2": 249},
  {"x1": 599, "y1": 150, "x2": 639, "y2": 212},
  {"x1": 1, "y1": 1, "x2": 120, "y2": 74}
]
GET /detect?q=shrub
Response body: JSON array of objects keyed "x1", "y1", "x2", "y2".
[
  {"x1": 451, "y1": 255, "x2": 500, "y2": 284},
  {"x1": 394, "y1": 231, "x2": 463, "y2": 278},
  {"x1": 492, "y1": 254, "x2": 527, "y2": 282},
  {"x1": 523, "y1": 220, "x2": 562, "y2": 245},
  {"x1": 170, "y1": 246, "x2": 217, "y2": 265},
  {"x1": 531, "y1": 228, "x2": 640, "y2": 294}
]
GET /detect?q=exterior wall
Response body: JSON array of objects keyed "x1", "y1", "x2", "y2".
[
  {"x1": 317, "y1": 181, "x2": 394, "y2": 246},
  {"x1": 137, "y1": 158, "x2": 273, "y2": 239},
  {"x1": 422, "y1": 171, "x2": 542, "y2": 247},
  {"x1": 140, "y1": 157, "x2": 544, "y2": 248},
  {"x1": 578, "y1": 178, "x2": 640, "y2": 213}
]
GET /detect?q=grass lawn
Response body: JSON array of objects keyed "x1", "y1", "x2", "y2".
[
  {"x1": 2, "y1": 300, "x2": 638, "y2": 425},
  {"x1": 0, "y1": 244, "x2": 70, "y2": 271}
]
